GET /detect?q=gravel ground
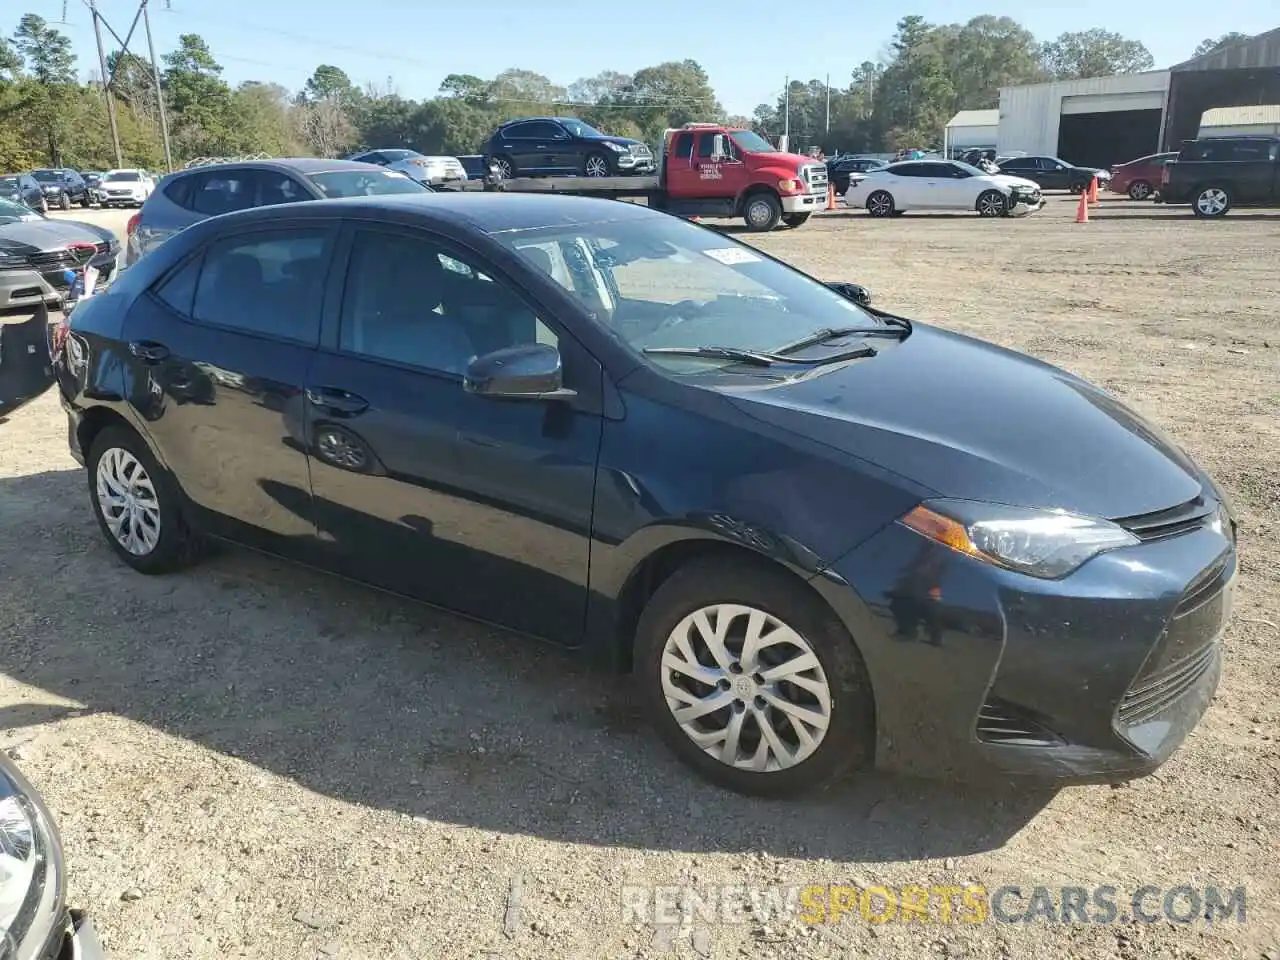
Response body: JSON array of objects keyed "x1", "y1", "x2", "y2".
[{"x1": 1, "y1": 198, "x2": 1277, "y2": 960}]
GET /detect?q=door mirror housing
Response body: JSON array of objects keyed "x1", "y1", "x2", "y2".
[
  {"x1": 710, "y1": 134, "x2": 727, "y2": 162},
  {"x1": 463, "y1": 343, "x2": 575, "y2": 400},
  {"x1": 824, "y1": 281, "x2": 872, "y2": 306}
]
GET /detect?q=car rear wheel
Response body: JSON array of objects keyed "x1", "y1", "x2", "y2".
[
  {"x1": 866, "y1": 190, "x2": 895, "y2": 217},
  {"x1": 743, "y1": 192, "x2": 782, "y2": 231},
  {"x1": 87, "y1": 426, "x2": 203, "y2": 574},
  {"x1": 1192, "y1": 185, "x2": 1231, "y2": 217},
  {"x1": 636, "y1": 557, "x2": 874, "y2": 797},
  {"x1": 1128, "y1": 180, "x2": 1153, "y2": 201},
  {"x1": 58, "y1": 192, "x2": 71, "y2": 210},
  {"x1": 976, "y1": 189, "x2": 1007, "y2": 217}
]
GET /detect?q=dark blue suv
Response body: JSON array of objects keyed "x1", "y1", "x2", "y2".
[{"x1": 484, "y1": 117, "x2": 654, "y2": 178}]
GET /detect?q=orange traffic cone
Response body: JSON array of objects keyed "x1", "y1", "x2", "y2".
[
  {"x1": 825, "y1": 183, "x2": 837, "y2": 211},
  {"x1": 1075, "y1": 190, "x2": 1089, "y2": 223},
  {"x1": 1088, "y1": 176, "x2": 1099, "y2": 205}
]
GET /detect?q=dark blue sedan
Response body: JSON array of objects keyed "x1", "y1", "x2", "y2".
[{"x1": 51, "y1": 193, "x2": 1236, "y2": 796}]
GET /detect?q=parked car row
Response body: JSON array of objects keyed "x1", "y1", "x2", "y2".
[{"x1": 0, "y1": 167, "x2": 156, "y2": 212}]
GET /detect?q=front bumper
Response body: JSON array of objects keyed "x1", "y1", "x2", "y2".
[
  {"x1": 812, "y1": 499, "x2": 1235, "y2": 784},
  {"x1": 0, "y1": 256, "x2": 117, "y2": 308},
  {"x1": 616, "y1": 154, "x2": 655, "y2": 174},
  {"x1": 780, "y1": 190, "x2": 828, "y2": 213}
]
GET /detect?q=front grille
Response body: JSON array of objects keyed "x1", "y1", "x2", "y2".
[
  {"x1": 801, "y1": 164, "x2": 828, "y2": 192},
  {"x1": 27, "y1": 242, "x2": 112, "y2": 269},
  {"x1": 632, "y1": 144, "x2": 652, "y2": 158},
  {"x1": 976, "y1": 698, "x2": 1063, "y2": 746},
  {"x1": 1117, "y1": 643, "x2": 1219, "y2": 726},
  {"x1": 1116, "y1": 495, "x2": 1216, "y2": 542}
]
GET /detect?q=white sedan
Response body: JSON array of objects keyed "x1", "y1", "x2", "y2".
[{"x1": 843, "y1": 159, "x2": 1043, "y2": 217}]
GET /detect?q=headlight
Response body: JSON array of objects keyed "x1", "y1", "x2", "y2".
[
  {"x1": 901, "y1": 499, "x2": 1140, "y2": 579},
  {"x1": 605, "y1": 142, "x2": 626, "y2": 152},
  {"x1": 0, "y1": 761, "x2": 64, "y2": 960}
]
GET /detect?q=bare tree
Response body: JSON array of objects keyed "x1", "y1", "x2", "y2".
[{"x1": 297, "y1": 98, "x2": 354, "y2": 158}]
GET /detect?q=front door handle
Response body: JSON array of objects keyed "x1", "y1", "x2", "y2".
[
  {"x1": 128, "y1": 340, "x2": 169, "y2": 362},
  {"x1": 306, "y1": 386, "x2": 368, "y2": 415}
]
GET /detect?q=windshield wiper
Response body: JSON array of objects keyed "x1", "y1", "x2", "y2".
[
  {"x1": 773, "y1": 324, "x2": 908, "y2": 356},
  {"x1": 643, "y1": 344, "x2": 877, "y2": 366}
]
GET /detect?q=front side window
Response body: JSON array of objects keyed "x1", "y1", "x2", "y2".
[
  {"x1": 191, "y1": 230, "x2": 328, "y2": 344},
  {"x1": 339, "y1": 230, "x2": 555, "y2": 376},
  {"x1": 492, "y1": 214, "x2": 884, "y2": 374},
  {"x1": 559, "y1": 119, "x2": 604, "y2": 138}
]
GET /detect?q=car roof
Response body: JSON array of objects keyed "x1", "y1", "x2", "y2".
[
  {"x1": 170, "y1": 158, "x2": 385, "y2": 178},
  {"x1": 203, "y1": 191, "x2": 658, "y2": 234},
  {"x1": 500, "y1": 116, "x2": 554, "y2": 127}
]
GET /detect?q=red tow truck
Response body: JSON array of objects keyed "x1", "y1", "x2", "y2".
[{"x1": 466, "y1": 122, "x2": 831, "y2": 231}]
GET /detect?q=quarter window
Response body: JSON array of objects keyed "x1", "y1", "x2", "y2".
[
  {"x1": 339, "y1": 230, "x2": 556, "y2": 375},
  {"x1": 191, "y1": 230, "x2": 329, "y2": 344}
]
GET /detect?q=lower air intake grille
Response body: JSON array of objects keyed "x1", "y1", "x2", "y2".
[
  {"x1": 976, "y1": 698, "x2": 1064, "y2": 746},
  {"x1": 1117, "y1": 643, "x2": 1219, "y2": 727}
]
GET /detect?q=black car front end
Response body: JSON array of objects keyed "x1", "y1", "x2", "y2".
[{"x1": 812, "y1": 489, "x2": 1235, "y2": 784}]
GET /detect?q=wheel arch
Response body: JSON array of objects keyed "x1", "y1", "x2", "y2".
[
  {"x1": 733, "y1": 184, "x2": 780, "y2": 216},
  {"x1": 599, "y1": 529, "x2": 855, "y2": 675}
]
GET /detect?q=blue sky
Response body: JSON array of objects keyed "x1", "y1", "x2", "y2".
[{"x1": 38, "y1": 0, "x2": 1277, "y2": 116}]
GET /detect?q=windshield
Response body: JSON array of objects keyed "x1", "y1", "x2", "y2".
[
  {"x1": 0, "y1": 198, "x2": 37, "y2": 221},
  {"x1": 32, "y1": 170, "x2": 64, "y2": 182},
  {"x1": 308, "y1": 169, "x2": 429, "y2": 197},
  {"x1": 494, "y1": 215, "x2": 884, "y2": 373},
  {"x1": 106, "y1": 171, "x2": 141, "y2": 182},
  {"x1": 560, "y1": 119, "x2": 605, "y2": 139},
  {"x1": 729, "y1": 130, "x2": 778, "y2": 154}
]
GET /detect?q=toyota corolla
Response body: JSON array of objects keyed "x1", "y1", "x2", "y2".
[{"x1": 52, "y1": 193, "x2": 1236, "y2": 796}]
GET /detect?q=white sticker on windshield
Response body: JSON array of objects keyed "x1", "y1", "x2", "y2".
[{"x1": 703, "y1": 247, "x2": 761, "y2": 265}]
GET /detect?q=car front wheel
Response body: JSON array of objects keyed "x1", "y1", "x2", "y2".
[
  {"x1": 1128, "y1": 180, "x2": 1152, "y2": 200},
  {"x1": 87, "y1": 425, "x2": 204, "y2": 574},
  {"x1": 636, "y1": 557, "x2": 874, "y2": 797},
  {"x1": 976, "y1": 189, "x2": 1007, "y2": 217},
  {"x1": 866, "y1": 190, "x2": 894, "y2": 217}
]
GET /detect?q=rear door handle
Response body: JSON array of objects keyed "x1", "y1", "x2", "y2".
[
  {"x1": 306, "y1": 387, "x2": 368, "y2": 415},
  {"x1": 128, "y1": 340, "x2": 169, "y2": 362}
]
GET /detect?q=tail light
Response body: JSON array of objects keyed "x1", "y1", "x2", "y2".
[{"x1": 126, "y1": 212, "x2": 141, "y2": 237}]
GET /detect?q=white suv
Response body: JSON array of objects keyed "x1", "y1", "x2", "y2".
[{"x1": 97, "y1": 168, "x2": 155, "y2": 208}]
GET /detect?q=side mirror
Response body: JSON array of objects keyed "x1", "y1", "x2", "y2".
[
  {"x1": 825, "y1": 281, "x2": 872, "y2": 306},
  {"x1": 711, "y1": 134, "x2": 726, "y2": 162},
  {"x1": 463, "y1": 343, "x2": 576, "y2": 400}
]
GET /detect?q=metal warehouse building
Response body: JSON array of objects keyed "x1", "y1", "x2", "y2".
[
  {"x1": 996, "y1": 27, "x2": 1280, "y2": 169},
  {"x1": 943, "y1": 109, "x2": 999, "y2": 153}
]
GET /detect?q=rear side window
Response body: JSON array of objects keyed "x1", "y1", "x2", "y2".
[
  {"x1": 153, "y1": 255, "x2": 202, "y2": 315},
  {"x1": 190, "y1": 230, "x2": 329, "y2": 345},
  {"x1": 187, "y1": 170, "x2": 258, "y2": 216}
]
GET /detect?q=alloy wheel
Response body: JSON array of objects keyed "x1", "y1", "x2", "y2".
[
  {"x1": 867, "y1": 192, "x2": 893, "y2": 216},
  {"x1": 660, "y1": 603, "x2": 832, "y2": 772},
  {"x1": 978, "y1": 192, "x2": 1005, "y2": 217},
  {"x1": 317, "y1": 427, "x2": 368, "y2": 471},
  {"x1": 95, "y1": 447, "x2": 161, "y2": 556},
  {"x1": 1196, "y1": 188, "x2": 1228, "y2": 216},
  {"x1": 495, "y1": 158, "x2": 513, "y2": 178},
  {"x1": 1129, "y1": 181, "x2": 1151, "y2": 200},
  {"x1": 585, "y1": 155, "x2": 610, "y2": 177}
]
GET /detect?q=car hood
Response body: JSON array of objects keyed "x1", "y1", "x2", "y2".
[
  {"x1": 990, "y1": 173, "x2": 1039, "y2": 190},
  {"x1": 586, "y1": 135, "x2": 647, "y2": 150},
  {"x1": 0, "y1": 218, "x2": 111, "y2": 254},
  {"x1": 721, "y1": 324, "x2": 1204, "y2": 519}
]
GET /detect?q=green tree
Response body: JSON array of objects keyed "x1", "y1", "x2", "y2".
[
  {"x1": 1039, "y1": 29, "x2": 1155, "y2": 80},
  {"x1": 875, "y1": 16, "x2": 955, "y2": 150},
  {"x1": 234, "y1": 81, "x2": 303, "y2": 156},
  {"x1": 942, "y1": 16, "x2": 1044, "y2": 111},
  {"x1": 438, "y1": 73, "x2": 491, "y2": 105},
  {"x1": 11, "y1": 14, "x2": 77, "y2": 164},
  {"x1": 162, "y1": 34, "x2": 237, "y2": 156},
  {"x1": 604, "y1": 60, "x2": 721, "y2": 143},
  {"x1": 1191, "y1": 32, "x2": 1252, "y2": 59}
]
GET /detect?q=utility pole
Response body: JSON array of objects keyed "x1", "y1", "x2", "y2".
[
  {"x1": 782, "y1": 76, "x2": 790, "y2": 153},
  {"x1": 825, "y1": 73, "x2": 831, "y2": 134},
  {"x1": 142, "y1": 0, "x2": 173, "y2": 171},
  {"x1": 89, "y1": 0, "x2": 124, "y2": 168}
]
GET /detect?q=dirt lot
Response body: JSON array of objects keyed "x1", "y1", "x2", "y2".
[{"x1": 1, "y1": 198, "x2": 1277, "y2": 960}]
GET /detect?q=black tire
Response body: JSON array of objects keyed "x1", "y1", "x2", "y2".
[
  {"x1": 635, "y1": 556, "x2": 875, "y2": 797},
  {"x1": 975, "y1": 189, "x2": 1007, "y2": 217},
  {"x1": 492, "y1": 154, "x2": 516, "y2": 178},
  {"x1": 583, "y1": 151, "x2": 613, "y2": 178},
  {"x1": 865, "y1": 190, "x2": 894, "y2": 217},
  {"x1": 742, "y1": 191, "x2": 782, "y2": 231},
  {"x1": 38, "y1": 195, "x2": 48, "y2": 213},
  {"x1": 1192, "y1": 184, "x2": 1231, "y2": 218},
  {"x1": 781, "y1": 212, "x2": 811, "y2": 228},
  {"x1": 1069, "y1": 181, "x2": 1084, "y2": 194},
  {"x1": 1127, "y1": 180, "x2": 1153, "y2": 201},
  {"x1": 86, "y1": 425, "x2": 204, "y2": 574},
  {"x1": 59, "y1": 192, "x2": 71, "y2": 210},
  {"x1": 78, "y1": 195, "x2": 92, "y2": 208}
]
